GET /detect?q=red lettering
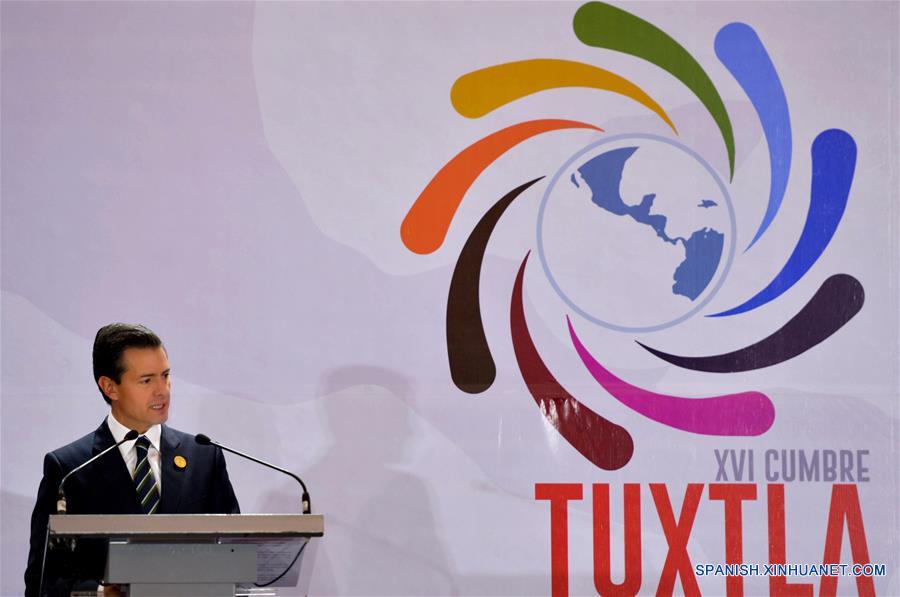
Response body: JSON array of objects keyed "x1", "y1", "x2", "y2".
[
  {"x1": 820, "y1": 484, "x2": 874, "y2": 597},
  {"x1": 767, "y1": 484, "x2": 813, "y2": 596},
  {"x1": 536, "y1": 483, "x2": 583, "y2": 597},
  {"x1": 593, "y1": 483, "x2": 642, "y2": 596},
  {"x1": 709, "y1": 484, "x2": 756, "y2": 596},
  {"x1": 650, "y1": 483, "x2": 703, "y2": 596}
]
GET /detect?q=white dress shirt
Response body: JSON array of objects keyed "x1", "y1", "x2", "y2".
[{"x1": 106, "y1": 413, "x2": 162, "y2": 493}]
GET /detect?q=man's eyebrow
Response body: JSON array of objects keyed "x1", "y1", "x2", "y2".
[{"x1": 137, "y1": 371, "x2": 169, "y2": 379}]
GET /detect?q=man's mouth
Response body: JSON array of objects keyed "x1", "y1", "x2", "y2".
[{"x1": 150, "y1": 404, "x2": 167, "y2": 411}]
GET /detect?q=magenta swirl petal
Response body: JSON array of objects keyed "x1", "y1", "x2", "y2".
[{"x1": 568, "y1": 317, "x2": 774, "y2": 436}]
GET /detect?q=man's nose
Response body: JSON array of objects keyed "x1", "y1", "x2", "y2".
[{"x1": 154, "y1": 377, "x2": 170, "y2": 396}]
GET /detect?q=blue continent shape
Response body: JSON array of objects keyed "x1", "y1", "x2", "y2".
[
  {"x1": 573, "y1": 146, "x2": 724, "y2": 301},
  {"x1": 672, "y1": 227, "x2": 724, "y2": 300},
  {"x1": 576, "y1": 147, "x2": 676, "y2": 244}
]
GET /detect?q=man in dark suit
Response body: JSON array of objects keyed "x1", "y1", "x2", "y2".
[{"x1": 24, "y1": 323, "x2": 240, "y2": 596}]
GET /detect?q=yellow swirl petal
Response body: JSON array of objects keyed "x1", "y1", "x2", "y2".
[{"x1": 451, "y1": 58, "x2": 677, "y2": 134}]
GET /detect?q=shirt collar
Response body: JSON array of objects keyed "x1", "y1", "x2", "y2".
[{"x1": 107, "y1": 412, "x2": 162, "y2": 451}]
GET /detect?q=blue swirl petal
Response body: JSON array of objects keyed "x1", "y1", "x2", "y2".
[
  {"x1": 715, "y1": 22, "x2": 792, "y2": 251},
  {"x1": 710, "y1": 129, "x2": 856, "y2": 318}
]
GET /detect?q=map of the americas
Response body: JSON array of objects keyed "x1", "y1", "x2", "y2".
[{"x1": 571, "y1": 146, "x2": 724, "y2": 301}]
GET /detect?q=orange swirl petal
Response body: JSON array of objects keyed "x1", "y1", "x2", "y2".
[{"x1": 400, "y1": 119, "x2": 601, "y2": 255}]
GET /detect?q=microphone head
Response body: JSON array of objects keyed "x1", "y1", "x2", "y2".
[
  {"x1": 194, "y1": 433, "x2": 212, "y2": 446},
  {"x1": 124, "y1": 429, "x2": 140, "y2": 441}
]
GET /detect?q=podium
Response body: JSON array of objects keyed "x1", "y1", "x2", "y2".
[{"x1": 47, "y1": 514, "x2": 324, "y2": 597}]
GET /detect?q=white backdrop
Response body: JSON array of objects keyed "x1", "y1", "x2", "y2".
[{"x1": 2, "y1": 2, "x2": 897, "y2": 595}]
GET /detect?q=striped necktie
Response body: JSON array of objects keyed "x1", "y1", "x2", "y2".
[{"x1": 133, "y1": 436, "x2": 160, "y2": 514}]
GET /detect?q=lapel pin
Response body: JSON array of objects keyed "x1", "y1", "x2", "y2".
[{"x1": 173, "y1": 455, "x2": 187, "y2": 469}]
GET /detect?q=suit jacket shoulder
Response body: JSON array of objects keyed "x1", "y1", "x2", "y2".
[
  {"x1": 48, "y1": 425, "x2": 106, "y2": 472},
  {"x1": 157, "y1": 424, "x2": 240, "y2": 515}
]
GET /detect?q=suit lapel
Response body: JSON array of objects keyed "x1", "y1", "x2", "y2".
[
  {"x1": 159, "y1": 425, "x2": 185, "y2": 513},
  {"x1": 91, "y1": 419, "x2": 141, "y2": 513}
]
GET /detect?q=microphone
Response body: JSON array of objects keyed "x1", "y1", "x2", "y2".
[
  {"x1": 41, "y1": 430, "x2": 139, "y2": 596},
  {"x1": 195, "y1": 433, "x2": 311, "y2": 514},
  {"x1": 56, "y1": 429, "x2": 139, "y2": 514}
]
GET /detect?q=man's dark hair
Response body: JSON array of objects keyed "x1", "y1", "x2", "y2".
[{"x1": 93, "y1": 323, "x2": 164, "y2": 405}]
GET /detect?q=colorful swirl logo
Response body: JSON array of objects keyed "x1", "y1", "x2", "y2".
[{"x1": 400, "y1": 2, "x2": 861, "y2": 470}]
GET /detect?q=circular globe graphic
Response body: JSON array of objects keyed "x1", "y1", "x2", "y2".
[
  {"x1": 402, "y1": 3, "x2": 861, "y2": 473},
  {"x1": 537, "y1": 133, "x2": 737, "y2": 332}
]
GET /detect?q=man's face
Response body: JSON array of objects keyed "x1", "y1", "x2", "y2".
[{"x1": 101, "y1": 346, "x2": 171, "y2": 433}]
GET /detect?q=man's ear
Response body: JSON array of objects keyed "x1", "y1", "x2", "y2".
[{"x1": 98, "y1": 376, "x2": 119, "y2": 402}]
